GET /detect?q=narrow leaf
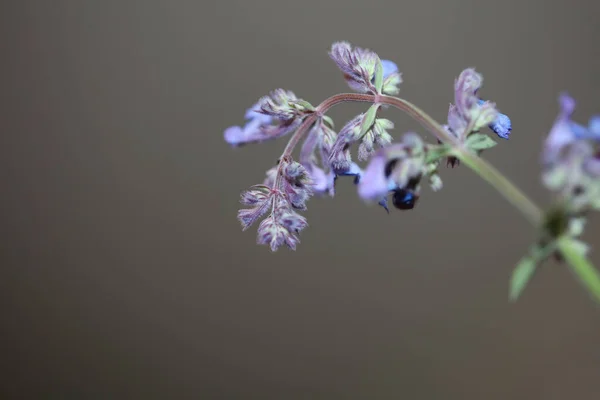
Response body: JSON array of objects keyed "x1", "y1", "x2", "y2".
[
  {"x1": 509, "y1": 256, "x2": 536, "y2": 302},
  {"x1": 509, "y1": 242, "x2": 556, "y2": 302},
  {"x1": 558, "y1": 238, "x2": 600, "y2": 303},
  {"x1": 359, "y1": 104, "x2": 379, "y2": 137},
  {"x1": 373, "y1": 57, "x2": 384, "y2": 93},
  {"x1": 465, "y1": 133, "x2": 497, "y2": 151},
  {"x1": 425, "y1": 144, "x2": 452, "y2": 164},
  {"x1": 322, "y1": 115, "x2": 335, "y2": 128}
]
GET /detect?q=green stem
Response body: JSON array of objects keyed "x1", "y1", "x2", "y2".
[
  {"x1": 282, "y1": 93, "x2": 543, "y2": 225},
  {"x1": 377, "y1": 96, "x2": 543, "y2": 225},
  {"x1": 557, "y1": 237, "x2": 600, "y2": 303},
  {"x1": 277, "y1": 92, "x2": 598, "y2": 301}
]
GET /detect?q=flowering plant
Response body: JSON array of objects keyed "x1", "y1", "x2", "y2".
[{"x1": 223, "y1": 42, "x2": 600, "y2": 303}]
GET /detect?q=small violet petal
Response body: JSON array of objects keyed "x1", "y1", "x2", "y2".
[
  {"x1": 381, "y1": 60, "x2": 398, "y2": 79},
  {"x1": 358, "y1": 156, "x2": 389, "y2": 200}
]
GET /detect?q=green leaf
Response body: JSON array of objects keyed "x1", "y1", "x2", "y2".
[
  {"x1": 322, "y1": 115, "x2": 335, "y2": 129},
  {"x1": 373, "y1": 57, "x2": 384, "y2": 93},
  {"x1": 292, "y1": 99, "x2": 315, "y2": 113},
  {"x1": 465, "y1": 133, "x2": 497, "y2": 151},
  {"x1": 510, "y1": 255, "x2": 537, "y2": 302},
  {"x1": 425, "y1": 144, "x2": 452, "y2": 164},
  {"x1": 509, "y1": 242, "x2": 556, "y2": 302},
  {"x1": 558, "y1": 238, "x2": 600, "y2": 303},
  {"x1": 359, "y1": 105, "x2": 379, "y2": 137}
]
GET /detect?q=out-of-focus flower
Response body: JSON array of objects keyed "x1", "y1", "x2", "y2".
[
  {"x1": 542, "y1": 94, "x2": 600, "y2": 213},
  {"x1": 358, "y1": 133, "x2": 443, "y2": 209}
]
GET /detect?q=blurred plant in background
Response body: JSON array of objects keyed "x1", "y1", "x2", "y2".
[{"x1": 223, "y1": 42, "x2": 600, "y2": 303}]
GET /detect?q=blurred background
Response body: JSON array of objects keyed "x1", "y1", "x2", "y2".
[{"x1": 2, "y1": 0, "x2": 600, "y2": 398}]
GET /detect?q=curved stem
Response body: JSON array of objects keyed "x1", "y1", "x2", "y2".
[
  {"x1": 279, "y1": 93, "x2": 543, "y2": 226},
  {"x1": 273, "y1": 91, "x2": 599, "y2": 301}
]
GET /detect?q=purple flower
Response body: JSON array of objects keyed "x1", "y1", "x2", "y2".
[
  {"x1": 329, "y1": 42, "x2": 378, "y2": 93},
  {"x1": 256, "y1": 196, "x2": 307, "y2": 251},
  {"x1": 329, "y1": 42, "x2": 402, "y2": 95},
  {"x1": 224, "y1": 103, "x2": 275, "y2": 146},
  {"x1": 542, "y1": 94, "x2": 600, "y2": 213},
  {"x1": 238, "y1": 159, "x2": 314, "y2": 251},
  {"x1": 258, "y1": 89, "x2": 314, "y2": 120},
  {"x1": 381, "y1": 60, "x2": 398, "y2": 79},
  {"x1": 224, "y1": 90, "x2": 312, "y2": 147},
  {"x1": 448, "y1": 69, "x2": 500, "y2": 140},
  {"x1": 543, "y1": 93, "x2": 578, "y2": 165},
  {"x1": 328, "y1": 114, "x2": 364, "y2": 174}
]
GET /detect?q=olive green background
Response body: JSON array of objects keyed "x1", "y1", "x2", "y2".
[{"x1": 2, "y1": 0, "x2": 600, "y2": 398}]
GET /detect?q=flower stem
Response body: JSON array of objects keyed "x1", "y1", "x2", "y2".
[
  {"x1": 282, "y1": 93, "x2": 543, "y2": 225},
  {"x1": 275, "y1": 92, "x2": 600, "y2": 301}
]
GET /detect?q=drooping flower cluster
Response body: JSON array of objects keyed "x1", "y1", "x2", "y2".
[
  {"x1": 237, "y1": 160, "x2": 313, "y2": 251},
  {"x1": 223, "y1": 41, "x2": 512, "y2": 251}
]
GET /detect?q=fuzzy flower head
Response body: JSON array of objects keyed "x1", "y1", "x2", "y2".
[
  {"x1": 446, "y1": 68, "x2": 511, "y2": 141},
  {"x1": 237, "y1": 159, "x2": 314, "y2": 251},
  {"x1": 224, "y1": 90, "x2": 313, "y2": 146},
  {"x1": 329, "y1": 42, "x2": 402, "y2": 95},
  {"x1": 542, "y1": 94, "x2": 600, "y2": 213},
  {"x1": 358, "y1": 133, "x2": 443, "y2": 210},
  {"x1": 328, "y1": 106, "x2": 395, "y2": 175}
]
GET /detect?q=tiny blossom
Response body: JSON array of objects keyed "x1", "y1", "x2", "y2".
[
  {"x1": 237, "y1": 185, "x2": 275, "y2": 231},
  {"x1": 329, "y1": 109, "x2": 394, "y2": 175},
  {"x1": 257, "y1": 196, "x2": 307, "y2": 251},
  {"x1": 238, "y1": 159, "x2": 313, "y2": 251},
  {"x1": 378, "y1": 59, "x2": 403, "y2": 95},
  {"x1": 358, "y1": 117, "x2": 394, "y2": 161},
  {"x1": 224, "y1": 101, "x2": 300, "y2": 146},
  {"x1": 381, "y1": 60, "x2": 398, "y2": 80},
  {"x1": 280, "y1": 160, "x2": 314, "y2": 210},
  {"x1": 328, "y1": 114, "x2": 364, "y2": 174},
  {"x1": 447, "y1": 68, "x2": 508, "y2": 141},
  {"x1": 329, "y1": 42, "x2": 402, "y2": 95},
  {"x1": 258, "y1": 89, "x2": 314, "y2": 120},
  {"x1": 478, "y1": 99, "x2": 512, "y2": 139},
  {"x1": 329, "y1": 42, "x2": 378, "y2": 93}
]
